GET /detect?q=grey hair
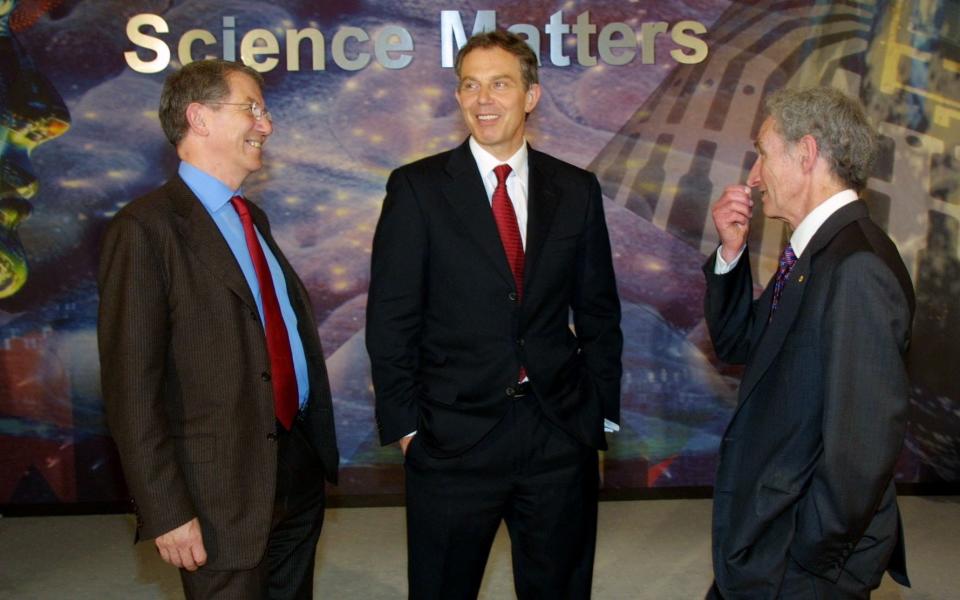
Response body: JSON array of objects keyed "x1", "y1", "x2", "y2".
[
  {"x1": 765, "y1": 87, "x2": 877, "y2": 191},
  {"x1": 159, "y1": 59, "x2": 264, "y2": 146}
]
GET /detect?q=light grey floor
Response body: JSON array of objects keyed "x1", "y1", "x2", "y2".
[{"x1": 1, "y1": 497, "x2": 957, "y2": 599}]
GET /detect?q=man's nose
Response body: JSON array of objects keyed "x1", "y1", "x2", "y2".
[
  {"x1": 746, "y1": 157, "x2": 761, "y2": 187},
  {"x1": 477, "y1": 85, "x2": 492, "y2": 103},
  {"x1": 256, "y1": 115, "x2": 273, "y2": 136}
]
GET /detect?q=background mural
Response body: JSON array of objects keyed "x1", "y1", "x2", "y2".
[{"x1": 0, "y1": 0, "x2": 957, "y2": 508}]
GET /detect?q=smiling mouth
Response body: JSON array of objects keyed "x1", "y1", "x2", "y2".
[
  {"x1": 246, "y1": 140, "x2": 263, "y2": 149},
  {"x1": 476, "y1": 114, "x2": 499, "y2": 122}
]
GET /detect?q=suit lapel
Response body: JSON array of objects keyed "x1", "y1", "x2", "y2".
[
  {"x1": 523, "y1": 148, "x2": 561, "y2": 290},
  {"x1": 736, "y1": 200, "x2": 868, "y2": 404},
  {"x1": 168, "y1": 176, "x2": 258, "y2": 313},
  {"x1": 737, "y1": 254, "x2": 810, "y2": 404},
  {"x1": 440, "y1": 140, "x2": 516, "y2": 289}
]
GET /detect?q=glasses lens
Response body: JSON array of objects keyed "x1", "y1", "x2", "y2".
[{"x1": 251, "y1": 102, "x2": 271, "y2": 122}]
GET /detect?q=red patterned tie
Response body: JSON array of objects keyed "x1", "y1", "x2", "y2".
[
  {"x1": 492, "y1": 164, "x2": 525, "y2": 297},
  {"x1": 230, "y1": 196, "x2": 298, "y2": 430},
  {"x1": 491, "y1": 165, "x2": 526, "y2": 381}
]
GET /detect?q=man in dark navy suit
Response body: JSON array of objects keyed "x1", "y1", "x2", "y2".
[{"x1": 367, "y1": 30, "x2": 622, "y2": 599}]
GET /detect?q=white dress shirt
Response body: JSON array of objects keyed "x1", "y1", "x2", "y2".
[
  {"x1": 469, "y1": 137, "x2": 530, "y2": 249},
  {"x1": 715, "y1": 189, "x2": 859, "y2": 273}
]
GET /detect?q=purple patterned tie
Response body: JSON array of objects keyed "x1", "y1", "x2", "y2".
[{"x1": 769, "y1": 244, "x2": 798, "y2": 321}]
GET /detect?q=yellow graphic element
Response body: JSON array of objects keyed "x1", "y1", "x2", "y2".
[{"x1": 880, "y1": 0, "x2": 960, "y2": 112}]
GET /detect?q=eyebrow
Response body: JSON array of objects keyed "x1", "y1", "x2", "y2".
[{"x1": 461, "y1": 73, "x2": 516, "y2": 83}]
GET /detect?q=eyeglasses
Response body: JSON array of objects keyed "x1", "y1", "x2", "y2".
[{"x1": 204, "y1": 101, "x2": 272, "y2": 122}]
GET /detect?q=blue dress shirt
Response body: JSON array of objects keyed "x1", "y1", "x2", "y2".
[{"x1": 179, "y1": 161, "x2": 310, "y2": 410}]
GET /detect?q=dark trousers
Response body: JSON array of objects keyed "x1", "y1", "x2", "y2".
[
  {"x1": 404, "y1": 394, "x2": 599, "y2": 600},
  {"x1": 180, "y1": 419, "x2": 326, "y2": 600},
  {"x1": 706, "y1": 557, "x2": 872, "y2": 600},
  {"x1": 776, "y1": 556, "x2": 871, "y2": 600}
]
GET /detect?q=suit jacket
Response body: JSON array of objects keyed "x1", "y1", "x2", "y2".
[
  {"x1": 97, "y1": 176, "x2": 338, "y2": 570},
  {"x1": 703, "y1": 200, "x2": 914, "y2": 598},
  {"x1": 366, "y1": 140, "x2": 622, "y2": 457}
]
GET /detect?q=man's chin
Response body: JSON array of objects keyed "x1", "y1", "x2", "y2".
[{"x1": 245, "y1": 157, "x2": 264, "y2": 174}]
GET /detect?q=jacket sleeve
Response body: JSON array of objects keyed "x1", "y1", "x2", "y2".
[
  {"x1": 789, "y1": 251, "x2": 912, "y2": 579},
  {"x1": 97, "y1": 213, "x2": 195, "y2": 540},
  {"x1": 571, "y1": 174, "x2": 623, "y2": 424},
  {"x1": 702, "y1": 247, "x2": 759, "y2": 365},
  {"x1": 366, "y1": 168, "x2": 428, "y2": 445}
]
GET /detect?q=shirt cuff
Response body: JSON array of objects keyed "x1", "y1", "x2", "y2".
[
  {"x1": 714, "y1": 244, "x2": 745, "y2": 274},
  {"x1": 604, "y1": 419, "x2": 619, "y2": 433}
]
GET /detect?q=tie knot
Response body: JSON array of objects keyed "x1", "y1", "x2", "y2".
[
  {"x1": 494, "y1": 164, "x2": 512, "y2": 186},
  {"x1": 230, "y1": 195, "x2": 250, "y2": 218},
  {"x1": 780, "y1": 244, "x2": 797, "y2": 269}
]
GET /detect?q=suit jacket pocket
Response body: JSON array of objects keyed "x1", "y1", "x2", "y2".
[{"x1": 174, "y1": 434, "x2": 216, "y2": 464}]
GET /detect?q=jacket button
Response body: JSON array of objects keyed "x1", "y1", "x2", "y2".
[
  {"x1": 267, "y1": 432, "x2": 278, "y2": 441},
  {"x1": 250, "y1": 310, "x2": 258, "y2": 320},
  {"x1": 517, "y1": 338, "x2": 525, "y2": 347},
  {"x1": 506, "y1": 386, "x2": 516, "y2": 397},
  {"x1": 261, "y1": 371, "x2": 271, "y2": 381},
  {"x1": 508, "y1": 292, "x2": 518, "y2": 302}
]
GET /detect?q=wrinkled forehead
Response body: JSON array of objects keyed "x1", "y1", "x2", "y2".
[{"x1": 755, "y1": 116, "x2": 785, "y2": 151}]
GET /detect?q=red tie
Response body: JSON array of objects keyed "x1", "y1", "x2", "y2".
[
  {"x1": 230, "y1": 196, "x2": 298, "y2": 430},
  {"x1": 492, "y1": 164, "x2": 525, "y2": 298},
  {"x1": 491, "y1": 165, "x2": 526, "y2": 381}
]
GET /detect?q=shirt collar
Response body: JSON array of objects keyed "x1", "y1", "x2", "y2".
[
  {"x1": 468, "y1": 137, "x2": 528, "y2": 185},
  {"x1": 790, "y1": 189, "x2": 858, "y2": 257},
  {"x1": 178, "y1": 161, "x2": 242, "y2": 214}
]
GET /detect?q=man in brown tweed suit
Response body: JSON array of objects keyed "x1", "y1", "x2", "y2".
[{"x1": 97, "y1": 59, "x2": 338, "y2": 599}]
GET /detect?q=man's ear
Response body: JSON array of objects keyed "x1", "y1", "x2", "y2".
[
  {"x1": 524, "y1": 83, "x2": 541, "y2": 114},
  {"x1": 185, "y1": 103, "x2": 208, "y2": 136},
  {"x1": 798, "y1": 134, "x2": 819, "y2": 174}
]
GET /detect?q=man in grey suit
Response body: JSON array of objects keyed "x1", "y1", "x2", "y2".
[
  {"x1": 704, "y1": 88, "x2": 914, "y2": 599},
  {"x1": 98, "y1": 59, "x2": 337, "y2": 599}
]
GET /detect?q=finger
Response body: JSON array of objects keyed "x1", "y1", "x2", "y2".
[
  {"x1": 716, "y1": 207, "x2": 750, "y2": 230},
  {"x1": 168, "y1": 547, "x2": 184, "y2": 568},
  {"x1": 179, "y1": 546, "x2": 198, "y2": 571},
  {"x1": 720, "y1": 191, "x2": 753, "y2": 210},
  {"x1": 191, "y1": 542, "x2": 208, "y2": 567},
  {"x1": 722, "y1": 200, "x2": 752, "y2": 216},
  {"x1": 729, "y1": 210, "x2": 753, "y2": 226},
  {"x1": 725, "y1": 184, "x2": 755, "y2": 200},
  {"x1": 157, "y1": 543, "x2": 173, "y2": 566}
]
